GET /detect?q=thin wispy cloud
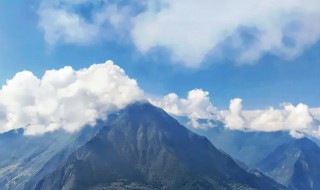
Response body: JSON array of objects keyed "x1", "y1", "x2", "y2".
[
  {"x1": 38, "y1": 0, "x2": 134, "y2": 45},
  {"x1": 133, "y1": 0, "x2": 320, "y2": 66},
  {"x1": 37, "y1": 0, "x2": 320, "y2": 67}
]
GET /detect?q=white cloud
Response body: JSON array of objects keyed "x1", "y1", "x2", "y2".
[
  {"x1": 289, "y1": 130, "x2": 305, "y2": 139},
  {"x1": 1, "y1": 58, "x2": 319, "y2": 138},
  {"x1": 225, "y1": 98, "x2": 245, "y2": 130},
  {"x1": 310, "y1": 108, "x2": 320, "y2": 120},
  {"x1": 0, "y1": 61, "x2": 143, "y2": 135},
  {"x1": 132, "y1": 0, "x2": 320, "y2": 66},
  {"x1": 150, "y1": 89, "x2": 217, "y2": 128},
  {"x1": 38, "y1": 0, "x2": 133, "y2": 45},
  {"x1": 149, "y1": 90, "x2": 320, "y2": 137},
  {"x1": 223, "y1": 98, "x2": 320, "y2": 138},
  {"x1": 37, "y1": 0, "x2": 320, "y2": 67},
  {"x1": 38, "y1": 7, "x2": 99, "y2": 45}
]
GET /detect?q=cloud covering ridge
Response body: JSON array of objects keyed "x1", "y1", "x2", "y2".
[
  {"x1": 150, "y1": 89, "x2": 218, "y2": 128},
  {"x1": 0, "y1": 61, "x2": 143, "y2": 135},
  {"x1": 0, "y1": 60, "x2": 319, "y2": 139}
]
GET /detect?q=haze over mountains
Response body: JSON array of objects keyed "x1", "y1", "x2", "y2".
[{"x1": 191, "y1": 126, "x2": 294, "y2": 167}]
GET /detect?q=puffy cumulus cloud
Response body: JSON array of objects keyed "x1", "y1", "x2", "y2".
[
  {"x1": 225, "y1": 98, "x2": 245, "y2": 130},
  {"x1": 38, "y1": 0, "x2": 135, "y2": 45},
  {"x1": 310, "y1": 108, "x2": 320, "y2": 120},
  {"x1": 0, "y1": 61, "x2": 143, "y2": 135},
  {"x1": 223, "y1": 98, "x2": 320, "y2": 138},
  {"x1": 132, "y1": 0, "x2": 320, "y2": 67},
  {"x1": 150, "y1": 90, "x2": 320, "y2": 137},
  {"x1": 1, "y1": 63, "x2": 319, "y2": 139},
  {"x1": 150, "y1": 89, "x2": 217, "y2": 128}
]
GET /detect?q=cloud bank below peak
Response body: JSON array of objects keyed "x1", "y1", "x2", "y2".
[{"x1": 37, "y1": 0, "x2": 320, "y2": 67}]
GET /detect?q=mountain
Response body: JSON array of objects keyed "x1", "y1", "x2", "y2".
[
  {"x1": 34, "y1": 102, "x2": 285, "y2": 190},
  {"x1": 183, "y1": 120, "x2": 293, "y2": 167},
  {"x1": 0, "y1": 129, "x2": 71, "y2": 190},
  {"x1": 0, "y1": 124, "x2": 100, "y2": 190},
  {"x1": 256, "y1": 138, "x2": 320, "y2": 190},
  {"x1": 0, "y1": 128, "x2": 26, "y2": 167}
]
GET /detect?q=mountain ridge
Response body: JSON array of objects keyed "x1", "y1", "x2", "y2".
[
  {"x1": 257, "y1": 137, "x2": 320, "y2": 190},
  {"x1": 33, "y1": 101, "x2": 285, "y2": 190}
]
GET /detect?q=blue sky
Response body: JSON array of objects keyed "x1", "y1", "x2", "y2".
[{"x1": 0, "y1": 0, "x2": 320, "y2": 110}]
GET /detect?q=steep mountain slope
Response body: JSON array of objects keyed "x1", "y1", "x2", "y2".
[
  {"x1": 34, "y1": 102, "x2": 285, "y2": 190},
  {"x1": 0, "y1": 125, "x2": 100, "y2": 190},
  {"x1": 256, "y1": 138, "x2": 320, "y2": 190},
  {"x1": 0, "y1": 129, "x2": 71, "y2": 190},
  {"x1": 0, "y1": 128, "x2": 27, "y2": 167}
]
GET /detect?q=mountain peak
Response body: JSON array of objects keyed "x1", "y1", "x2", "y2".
[
  {"x1": 257, "y1": 137, "x2": 320, "y2": 189},
  {"x1": 291, "y1": 137, "x2": 318, "y2": 149},
  {"x1": 0, "y1": 128, "x2": 24, "y2": 138},
  {"x1": 119, "y1": 100, "x2": 166, "y2": 116},
  {"x1": 125, "y1": 100, "x2": 154, "y2": 108},
  {"x1": 34, "y1": 102, "x2": 285, "y2": 190}
]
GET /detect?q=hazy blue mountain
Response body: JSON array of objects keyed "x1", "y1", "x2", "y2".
[
  {"x1": 0, "y1": 128, "x2": 26, "y2": 167},
  {"x1": 0, "y1": 124, "x2": 101, "y2": 190},
  {"x1": 256, "y1": 138, "x2": 320, "y2": 190},
  {"x1": 34, "y1": 102, "x2": 285, "y2": 190},
  {"x1": 189, "y1": 125, "x2": 293, "y2": 167},
  {"x1": 0, "y1": 129, "x2": 71, "y2": 190}
]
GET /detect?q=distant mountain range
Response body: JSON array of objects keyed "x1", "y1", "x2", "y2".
[
  {"x1": 0, "y1": 101, "x2": 319, "y2": 189},
  {"x1": 256, "y1": 138, "x2": 320, "y2": 190},
  {"x1": 189, "y1": 124, "x2": 293, "y2": 167},
  {"x1": 188, "y1": 119, "x2": 320, "y2": 190},
  {"x1": 0, "y1": 122, "x2": 100, "y2": 190}
]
